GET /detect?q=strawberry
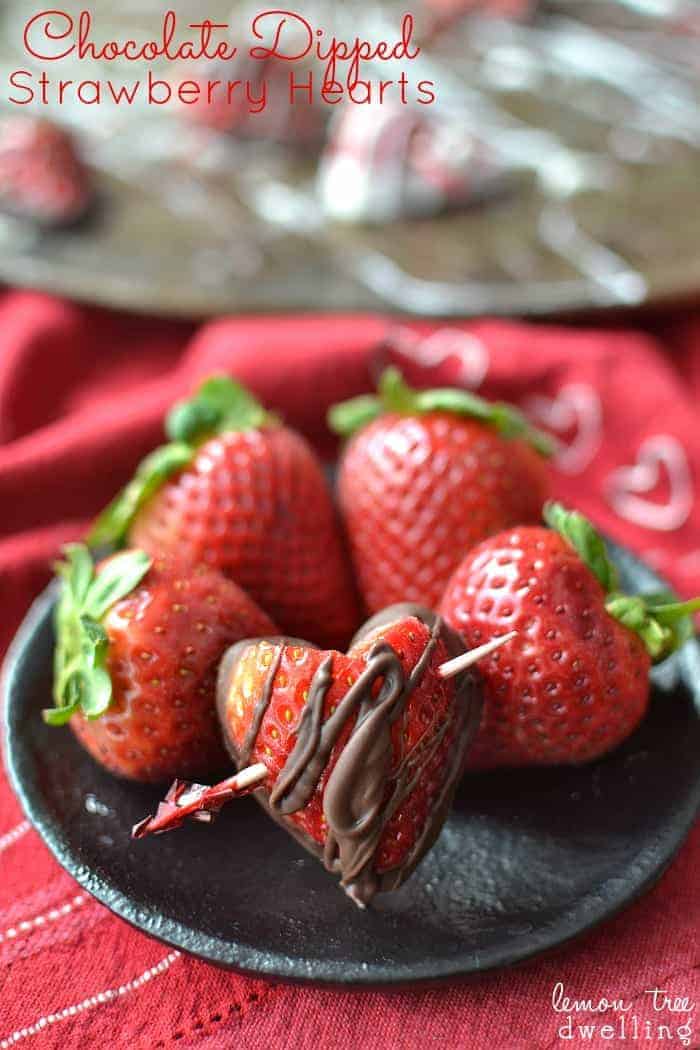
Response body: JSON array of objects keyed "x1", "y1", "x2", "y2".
[
  {"x1": 89, "y1": 375, "x2": 360, "y2": 650},
  {"x1": 135, "y1": 605, "x2": 482, "y2": 906},
  {"x1": 0, "y1": 116, "x2": 92, "y2": 226},
  {"x1": 439, "y1": 502, "x2": 700, "y2": 769},
  {"x1": 46, "y1": 544, "x2": 276, "y2": 782},
  {"x1": 330, "y1": 367, "x2": 552, "y2": 615}
]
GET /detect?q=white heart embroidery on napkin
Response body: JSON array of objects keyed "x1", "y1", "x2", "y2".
[
  {"x1": 606, "y1": 435, "x2": 694, "y2": 532},
  {"x1": 387, "y1": 326, "x2": 489, "y2": 389},
  {"x1": 525, "y1": 383, "x2": 602, "y2": 475}
]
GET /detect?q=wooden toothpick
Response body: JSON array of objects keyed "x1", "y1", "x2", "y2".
[{"x1": 437, "y1": 631, "x2": 517, "y2": 679}]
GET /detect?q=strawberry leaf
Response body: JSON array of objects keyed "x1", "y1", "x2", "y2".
[
  {"x1": 328, "y1": 367, "x2": 554, "y2": 455},
  {"x1": 327, "y1": 395, "x2": 383, "y2": 437},
  {"x1": 87, "y1": 442, "x2": 192, "y2": 548},
  {"x1": 166, "y1": 374, "x2": 271, "y2": 444},
  {"x1": 543, "y1": 502, "x2": 619, "y2": 593},
  {"x1": 43, "y1": 696, "x2": 81, "y2": 726},
  {"x1": 641, "y1": 593, "x2": 700, "y2": 655},
  {"x1": 44, "y1": 667, "x2": 111, "y2": 724},
  {"x1": 604, "y1": 594, "x2": 670, "y2": 661},
  {"x1": 378, "y1": 367, "x2": 421, "y2": 413},
  {"x1": 645, "y1": 594, "x2": 700, "y2": 625},
  {"x1": 45, "y1": 543, "x2": 151, "y2": 725},
  {"x1": 88, "y1": 376, "x2": 274, "y2": 549},
  {"x1": 84, "y1": 550, "x2": 151, "y2": 619},
  {"x1": 166, "y1": 398, "x2": 220, "y2": 445},
  {"x1": 58, "y1": 543, "x2": 93, "y2": 605},
  {"x1": 544, "y1": 502, "x2": 700, "y2": 663},
  {"x1": 80, "y1": 666, "x2": 113, "y2": 719},
  {"x1": 79, "y1": 615, "x2": 109, "y2": 652}
]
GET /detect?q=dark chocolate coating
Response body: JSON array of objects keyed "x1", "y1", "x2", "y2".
[
  {"x1": 216, "y1": 612, "x2": 483, "y2": 906},
  {"x1": 351, "y1": 602, "x2": 484, "y2": 749}
]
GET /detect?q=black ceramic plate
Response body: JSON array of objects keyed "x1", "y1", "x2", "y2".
[{"x1": 3, "y1": 541, "x2": 700, "y2": 986}]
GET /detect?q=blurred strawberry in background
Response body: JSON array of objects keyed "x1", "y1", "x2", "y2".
[
  {"x1": 424, "y1": 0, "x2": 536, "y2": 34},
  {"x1": 0, "y1": 116, "x2": 92, "y2": 227}
]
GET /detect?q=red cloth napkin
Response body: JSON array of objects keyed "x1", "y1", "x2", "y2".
[{"x1": 0, "y1": 290, "x2": 698, "y2": 1049}]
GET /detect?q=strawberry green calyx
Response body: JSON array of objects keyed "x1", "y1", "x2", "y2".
[
  {"x1": 604, "y1": 593, "x2": 700, "y2": 661},
  {"x1": 87, "y1": 375, "x2": 273, "y2": 548},
  {"x1": 45, "y1": 544, "x2": 151, "y2": 725},
  {"x1": 543, "y1": 501, "x2": 619, "y2": 593},
  {"x1": 543, "y1": 501, "x2": 700, "y2": 662},
  {"x1": 166, "y1": 374, "x2": 272, "y2": 444},
  {"x1": 88, "y1": 443, "x2": 192, "y2": 548},
  {"x1": 328, "y1": 367, "x2": 555, "y2": 456}
]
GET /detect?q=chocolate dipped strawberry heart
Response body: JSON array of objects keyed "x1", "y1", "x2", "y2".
[
  {"x1": 134, "y1": 606, "x2": 485, "y2": 907},
  {"x1": 217, "y1": 606, "x2": 481, "y2": 906}
]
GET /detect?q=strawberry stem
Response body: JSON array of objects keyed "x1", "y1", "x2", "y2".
[
  {"x1": 131, "y1": 763, "x2": 268, "y2": 838},
  {"x1": 328, "y1": 367, "x2": 554, "y2": 456},
  {"x1": 87, "y1": 375, "x2": 274, "y2": 549},
  {"x1": 544, "y1": 501, "x2": 700, "y2": 663},
  {"x1": 650, "y1": 597, "x2": 700, "y2": 624}
]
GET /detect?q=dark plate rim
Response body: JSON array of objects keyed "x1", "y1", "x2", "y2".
[
  {"x1": 3, "y1": 570, "x2": 700, "y2": 987},
  {"x1": 5, "y1": 249, "x2": 700, "y2": 323}
]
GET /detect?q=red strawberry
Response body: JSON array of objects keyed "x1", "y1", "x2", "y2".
[
  {"x1": 135, "y1": 605, "x2": 482, "y2": 906},
  {"x1": 0, "y1": 116, "x2": 92, "y2": 226},
  {"x1": 89, "y1": 376, "x2": 360, "y2": 650},
  {"x1": 330, "y1": 367, "x2": 551, "y2": 615},
  {"x1": 46, "y1": 544, "x2": 276, "y2": 782},
  {"x1": 440, "y1": 502, "x2": 700, "y2": 769}
]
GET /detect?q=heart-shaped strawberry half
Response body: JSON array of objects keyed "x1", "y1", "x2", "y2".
[{"x1": 133, "y1": 605, "x2": 484, "y2": 907}]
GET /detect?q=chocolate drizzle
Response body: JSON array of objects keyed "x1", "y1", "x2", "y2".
[
  {"x1": 217, "y1": 608, "x2": 481, "y2": 907},
  {"x1": 318, "y1": 644, "x2": 405, "y2": 899},
  {"x1": 217, "y1": 635, "x2": 310, "y2": 769},
  {"x1": 320, "y1": 627, "x2": 440, "y2": 905},
  {"x1": 269, "y1": 655, "x2": 333, "y2": 814},
  {"x1": 270, "y1": 616, "x2": 443, "y2": 906},
  {"x1": 261, "y1": 642, "x2": 408, "y2": 895}
]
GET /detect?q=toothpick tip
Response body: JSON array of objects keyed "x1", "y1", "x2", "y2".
[{"x1": 438, "y1": 630, "x2": 517, "y2": 679}]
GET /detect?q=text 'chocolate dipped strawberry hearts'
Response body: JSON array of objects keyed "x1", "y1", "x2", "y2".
[{"x1": 133, "y1": 605, "x2": 506, "y2": 907}]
